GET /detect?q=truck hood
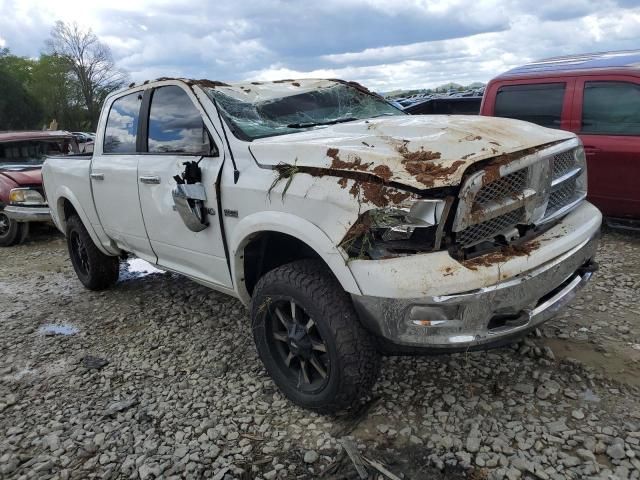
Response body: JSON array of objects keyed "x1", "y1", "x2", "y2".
[
  {"x1": 249, "y1": 115, "x2": 575, "y2": 190},
  {"x1": 0, "y1": 166, "x2": 43, "y2": 186}
]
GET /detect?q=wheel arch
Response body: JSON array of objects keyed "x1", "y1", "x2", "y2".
[
  {"x1": 53, "y1": 189, "x2": 120, "y2": 256},
  {"x1": 230, "y1": 212, "x2": 361, "y2": 305}
]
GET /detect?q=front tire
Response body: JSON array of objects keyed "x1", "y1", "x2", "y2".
[
  {"x1": 0, "y1": 209, "x2": 24, "y2": 247},
  {"x1": 66, "y1": 215, "x2": 119, "y2": 290},
  {"x1": 250, "y1": 259, "x2": 381, "y2": 413}
]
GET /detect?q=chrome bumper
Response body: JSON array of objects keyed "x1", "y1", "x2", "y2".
[
  {"x1": 4, "y1": 205, "x2": 51, "y2": 223},
  {"x1": 351, "y1": 233, "x2": 599, "y2": 352}
]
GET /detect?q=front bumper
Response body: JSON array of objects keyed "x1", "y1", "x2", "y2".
[
  {"x1": 350, "y1": 204, "x2": 601, "y2": 352},
  {"x1": 4, "y1": 205, "x2": 51, "y2": 223}
]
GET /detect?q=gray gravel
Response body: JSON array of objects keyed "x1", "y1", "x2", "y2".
[{"x1": 1, "y1": 226, "x2": 639, "y2": 479}]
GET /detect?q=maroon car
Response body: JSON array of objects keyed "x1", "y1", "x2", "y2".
[
  {"x1": 0, "y1": 131, "x2": 78, "y2": 246},
  {"x1": 481, "y1": 50, "x2": 640, "y2": 227}
]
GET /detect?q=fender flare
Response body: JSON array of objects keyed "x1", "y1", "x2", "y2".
[
  {"x1": 230, "y1": 211, "x2": 361, "y2": 305},
  {"x1": 52, "y1": 186, "x2": 120, "y2": 256}
]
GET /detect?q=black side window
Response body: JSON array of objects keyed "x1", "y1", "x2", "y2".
[
  {"x1": 582, "y1": 81, "x2": 640, "y2": 135},
  {"x1": 104, "y1": 92, "x2": 141, "y2": 153},
  {"x1": 494, "y1": 83, "x2": 566, "y2": 129},
  {"x1": 147, "y1": 86, "x2": 217, "y2": 155}
]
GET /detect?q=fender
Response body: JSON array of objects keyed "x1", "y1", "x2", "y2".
[
  {"x1": 230, "y1": 211, "x2": 362, "y2": 305},
  {"x1": 52, "y1": 186, "x2": 120, "y2": 256}
]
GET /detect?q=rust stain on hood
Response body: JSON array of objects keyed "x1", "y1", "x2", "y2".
[{"x1": 250, "y1": 115, "x2": 575, "y2": 190}]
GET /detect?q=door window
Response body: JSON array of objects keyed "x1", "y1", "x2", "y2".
[
  {"x1": 582, "y1": 81, "x2": 640, "y2": 135},
  {"x1": 494, "y1": 83, "x2": 566, "y2": 129},
  {"x1": 147, "y1": 86, "x2": 216, "y2": 155},
  {"x1": 104, "y1": 92, "x2": 142, "y2": 153}
]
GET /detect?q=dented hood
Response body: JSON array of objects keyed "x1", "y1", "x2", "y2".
[{"x1": 249, "y1": 115, "x2": 575, "y2": 190}]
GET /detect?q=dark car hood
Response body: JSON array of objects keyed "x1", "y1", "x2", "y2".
[{"x1": 0, "y1": 166, "x2": 43, "y2": 186}]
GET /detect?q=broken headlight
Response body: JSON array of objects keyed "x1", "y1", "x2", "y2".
[{"x1": 341, "y1": 199, "x2": 450, "y2": 259}]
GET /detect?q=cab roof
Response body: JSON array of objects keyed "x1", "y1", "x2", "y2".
[
  {"x1": 498, "y1": 50, "x2": 640, "y2": 78},
  {"x1": 127, "y1": 77, "x2": 378, "y2": 103}
]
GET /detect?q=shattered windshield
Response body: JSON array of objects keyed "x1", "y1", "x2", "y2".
[{"x1": 206, "y1": 83, "x2": 403, "y2": 140}]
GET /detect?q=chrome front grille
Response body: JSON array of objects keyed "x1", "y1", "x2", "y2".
[
  {"x1": 547, "y1": 179, "x2": 577, "y2": 216},
  {"x1": 453, "y1": 139, "x2": 586, "y2": 248},
  {"x1": 474, "y1": 169, "x2": 528, "y2": 206},
  {"x1": 457, "y1": 208, "x2": 525, "y2": 247},
  {"x1": 551, "y1": 150, "x2": 576, "y2": 178}
]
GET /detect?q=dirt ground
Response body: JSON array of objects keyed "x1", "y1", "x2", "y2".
[{"x1": 1, "y1": 225, "x2": 639, "y2": 480}]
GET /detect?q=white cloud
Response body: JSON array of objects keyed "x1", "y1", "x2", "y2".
[{"x1": 1, "y1": 0, "x2": 639, "y2": 91}]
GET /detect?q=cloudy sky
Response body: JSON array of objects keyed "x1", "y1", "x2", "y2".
[{"x1": 1, "y1": 0, "x2": 639, "y2": 91}]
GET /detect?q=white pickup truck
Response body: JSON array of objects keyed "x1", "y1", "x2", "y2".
[{"x1": 43, "y1": 78, "x2": 601, "y2": 412}]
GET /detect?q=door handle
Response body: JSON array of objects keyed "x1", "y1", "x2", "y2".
[
  {"x1": 139, "y1": 176, "x2": 161, "y2": 185},
  {"x1": 90, "y1": 173, "x2": 104, "y2": 181}
]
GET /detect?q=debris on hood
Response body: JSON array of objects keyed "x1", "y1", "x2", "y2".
[{"x1": 250, "y1": 115, "x2": 575, "y2": 190}]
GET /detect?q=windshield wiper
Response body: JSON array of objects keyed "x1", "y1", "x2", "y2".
[{"x1": 286, "y1": 117, "x2": 358, "y2": 129}]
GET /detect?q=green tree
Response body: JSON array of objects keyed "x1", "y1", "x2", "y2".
[
  {"x1": 30, "y1": 54, "x2": 88, "y2": 130},
  {"x1": 0, "y1": 49, "x2": 44, "y2": 129}
]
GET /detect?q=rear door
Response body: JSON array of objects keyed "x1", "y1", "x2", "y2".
[
  {"x1": 570, "y1": 76, "x2": 640, "y2": 218},
  {"x1": 484, "y1": 77, "x2": 575, "y2": 131},
  {"x1": 91, "y1": 91, "x2": 156, "y2": 262},
  {"x1": 137, "y1": 84, "x2": 232, "y2": 288}
]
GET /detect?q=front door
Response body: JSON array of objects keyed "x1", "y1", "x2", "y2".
[
  {"x1": 137, "y1": 85, "x2": 232, "y2": 288},
  {"x1": 572, "y1": 77, "x2": 640, "y2": 218},
  {"x1": 91, "y1": 90, "x2": 156, "y2": 263}
]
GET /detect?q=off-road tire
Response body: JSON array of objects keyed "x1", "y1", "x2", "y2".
[
  {"x1": 251, "y1": 259, "x2": 381, "y2": 413},
  {"x1": 66, "y1": 215, "x2": 119, "y2": 290},
  {"x1": 0, "y1": 209, "x2": 21, "y2": 247}
]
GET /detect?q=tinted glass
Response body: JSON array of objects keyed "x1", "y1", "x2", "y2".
[
  {"x1": 148, "y1": 86, "x2": 214, "y2": 155},
  {"x1": 582, "y1": 81, "x2": 640, "y2": 135},
  {"x1": 494, "y1": 83, "x2": 565, "y2": 129},
  {"x1": 104, "y1": 92, "x2": 141, "y2": 153}
]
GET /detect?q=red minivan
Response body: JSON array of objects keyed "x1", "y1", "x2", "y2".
[{"x1": 481, "y1": 50, "x2": 640, "y2": 225}]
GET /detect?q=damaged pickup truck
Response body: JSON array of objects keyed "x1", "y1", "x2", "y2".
[{"x1": 42, "y1": 78, "x2": 601, "y2": 412}]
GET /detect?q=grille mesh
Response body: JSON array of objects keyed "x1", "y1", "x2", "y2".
[
  {"x1": 546, "y1": 180, "x2": 577, "y2": 216},
  {"x1": 552, "y1": 150, "x2": 575, "y2": 178},
  {"x1": 457, "y1": 208, "x2": 525, "y2": 247},
  {"x1": 475, "y1": 169, "x2": 528, "y2": 206}
]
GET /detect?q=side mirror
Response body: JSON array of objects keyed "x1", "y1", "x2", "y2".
[{"x1": 172, "y1": 184, "x2": 209, "y2": 232}]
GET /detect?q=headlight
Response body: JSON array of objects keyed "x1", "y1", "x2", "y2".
[
  {"x1": 340, "y1": 199, "x2": 451, "y2": 259},
  {"x1": 9, "y1": 188, "x2": 46, "y2": 205}
]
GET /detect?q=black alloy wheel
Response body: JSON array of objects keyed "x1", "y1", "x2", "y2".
[
  {"x1": 69, "y1": 230, "x2": 91, "y2": 276},
  {"x1": 264, "y1": 297, "x2": 330, "y2": 392}
]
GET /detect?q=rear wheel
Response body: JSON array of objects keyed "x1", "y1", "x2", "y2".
[
  {"x1": 0, "y1": 209, "x2": 21, "y2": 247},
  {"x1": 66, "y1": 215, "x2": 119, "y2": 290},
  {"x1": 250, "y1": 259, "x2": 381, "y2": 413}
]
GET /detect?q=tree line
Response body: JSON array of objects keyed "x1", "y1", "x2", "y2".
[{"x1": 0, "y1": 21, "x2": 128, "y2": 132}]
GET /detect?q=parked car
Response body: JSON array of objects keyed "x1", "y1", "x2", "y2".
[
  {"x1": 404, "y1": 96, "x2": 482, "y2": 115},
  {"x1": 72, "y1": 132, "x2": 95, "y2": 154},
  {"x1": 0, "y1": 130, "x2": 78, "y2": 246},
  {"x1": 481, "y1": 50, "x2": 640, "y2": 226},
  {"x1": 43, "y1": 78, "x2": 600, "y2": 411}
]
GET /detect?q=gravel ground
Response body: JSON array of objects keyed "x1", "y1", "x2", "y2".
[{"x1": 1, "y1": 226, "x2": 639, "y2": 480}]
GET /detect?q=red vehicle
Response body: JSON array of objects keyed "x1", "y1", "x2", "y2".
[
  {"x1": 0, "y1": 130, "x2": 78, "y2": 246},
  {"x1": 481, "y1": 50, "x2": 640, "y2": 226}
]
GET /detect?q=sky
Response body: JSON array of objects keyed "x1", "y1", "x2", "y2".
[{"x1": 1, "y1": 0, "x2": 639, "y2": 92}]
